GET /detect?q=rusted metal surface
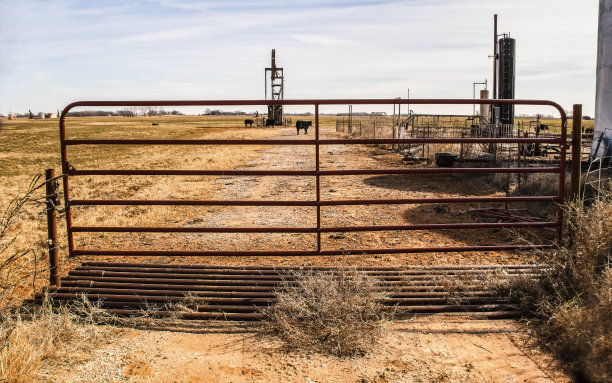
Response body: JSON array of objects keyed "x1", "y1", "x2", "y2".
[
  {"x1": 50, "y1": 98, "x2": 568, "y2": 320},
  {"x1": 69, "y1": 196, "x2": 558, "y2": 207},
  {"x1": 69, "y1": 246, "x2": 552, "y2": 257},
  {"x1": 59, "y1": 98, "x2": 567, "y2": 259},
  {"x1": 70, "y1": 222, "x2": 557, "y2": 234},
  {"x1": 35, "y1": 262, "x2": 545, "y2": 320},
  {"x1": 45, "y1": 169, "x2": 60, "y2": 287},
  {"x1": 571, "y1": 104, "x2": 582, "y2": 201}
]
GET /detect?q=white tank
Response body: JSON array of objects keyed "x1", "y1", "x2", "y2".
[
  {"x1": 8, "y1": 113, "x2": 14, "y2": 120},
  {"x1": 480, "y1": 89, "x2": 490, "y2": 119},
  {"x1": 593, "y1": 0, "x2": 612, "y2": 158},
  {"x1": 38, "y1": 112, "x2": 45, "y2": 119}
]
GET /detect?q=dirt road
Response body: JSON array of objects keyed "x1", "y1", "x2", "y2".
[
  {"x1": 58, "y1": 317, "x2": 566, "y2": 383},
  {"x1": 53, "y1": 126, "x2": 569, "y2": 383},
  {"x1": 75, "y1": 125, "x2": 548, "y2": 267}
]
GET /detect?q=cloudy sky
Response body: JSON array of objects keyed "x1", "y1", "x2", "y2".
[{"x1": 0, "y1": 0, "x2": 598, "y2": 116}]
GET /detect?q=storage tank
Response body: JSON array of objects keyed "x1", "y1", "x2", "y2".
[
  {"x1": 8, "y1": 113, "x2": 14, "y2": 120},
  {"x1": 480, "y1": 89, "x2": 490, "y2": 120},
  {"x1": 497, "y1": 37, "x2": 515, "y2": 125},
  {"x1": 593, "y1": 0, "x2": 612, "y2": 158},
  {"x1": 38, "y1": 112, "x2": 45, "y2": 119}
]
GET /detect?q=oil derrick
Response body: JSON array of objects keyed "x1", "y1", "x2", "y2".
[{"x1": 265, "y1": 49, "x2": 284, "y2": 126}]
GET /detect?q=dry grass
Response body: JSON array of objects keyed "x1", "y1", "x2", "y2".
[
  {"x1": 0, "y1": 175, "x2": 48, "y2": 308},
  {"x1": 0, "y1": 115, "x2": 288, "y2": 307},
  {"x1": 488, "y1": 192, "x2": 612, "y2": 383},
  {"x1": 260, "y1": 269, "x2": 392, "y2": 357},
  {"x1": 428, "y1": 189, "x2": 611, "y2": 381},
  {"x1": 0, "y1": 298, "x2": 118, "y2": 383}
]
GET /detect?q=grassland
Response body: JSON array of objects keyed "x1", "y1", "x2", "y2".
[
  {"x1": 0, "y1": 113, "x2": 572, "y2": 306},
  {"x1": 0, "y1": 115, "x2": 285, "y2": 306},
  {"x1": 0, "y1": 114, "x2": 594, "y2": 382}
]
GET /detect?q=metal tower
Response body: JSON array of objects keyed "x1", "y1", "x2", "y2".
[{"x1": 265, "y1": 49, "x2": 284, "y2": 125}]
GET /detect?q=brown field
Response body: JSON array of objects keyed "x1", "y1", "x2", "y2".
[{"x1": 0, "y1": 115, "x2": 570, "y2": 382}]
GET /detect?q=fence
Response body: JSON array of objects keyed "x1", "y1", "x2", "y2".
[{"x1": 57, "y1": 99, "x2": 567, "y2": 263}]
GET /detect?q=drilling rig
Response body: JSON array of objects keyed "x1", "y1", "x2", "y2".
[{"x1": 264, "y1": 49, "x2": 284, "y2": 126}]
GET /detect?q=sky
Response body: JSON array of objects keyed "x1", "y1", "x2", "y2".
[{"x1": 0, "y1": 0, "x2": 599, "y2": 117}]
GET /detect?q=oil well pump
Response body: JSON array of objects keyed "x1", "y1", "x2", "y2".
[{"x1": 264, "y1": 49, "x2": 284, "y2": 126}]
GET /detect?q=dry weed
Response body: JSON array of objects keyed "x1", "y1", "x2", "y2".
[
  {"x1": 494, "y1": 191, "x2": 612, "y2": 382},
  {"x1": 0, "y1": 298, "x2": 118, "y2": 383},
  {"x1": 0, "y1": 174, "x2": 48, "y2": 308},
  {"x1": 260, "y1": 269, "x2": 392, "y2": 357}
]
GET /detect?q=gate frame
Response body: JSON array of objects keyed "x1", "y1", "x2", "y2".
[{"x1": 59, "y1": 99, "x2": 567, "y2": 259}]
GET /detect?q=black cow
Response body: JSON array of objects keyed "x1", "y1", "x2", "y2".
[
  {"x1": 265, "y1": 118, "x2": 276, "y2": 127},
  {"x1": 244, "y1": 119, "x2": 254, "y2": 127},
  {"x1": 296, "y1": 120, "x2": 312, "y2": 135}
]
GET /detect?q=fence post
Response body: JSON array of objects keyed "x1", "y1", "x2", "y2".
[
  {"x1": 45, "y1": 169, "x2": 60, "y2": 287},
  {"x1": 571, "y1": 104, "x2": 582, "y2": 201}
]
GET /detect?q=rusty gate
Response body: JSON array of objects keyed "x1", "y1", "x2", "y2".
[{"x1": 43, "y1": 98, "x2": 568, "y2": 319}]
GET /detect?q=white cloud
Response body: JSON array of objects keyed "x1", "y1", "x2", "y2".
[
  {"x1": 118, "y1": 28, "x2": 202, "y2": 44},
  {"x1": 0, "y1": 0, "x2": 599, "y2": 115},
  {"x1": 289, "y1": 34, "x2": 352, "y2": 46}
]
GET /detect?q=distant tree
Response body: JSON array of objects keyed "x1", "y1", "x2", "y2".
[{"x1": 117, "y1": 109, "x2": 135, "y2": 117}]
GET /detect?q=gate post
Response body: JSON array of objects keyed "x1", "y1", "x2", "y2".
[
  {"x1": 45, "y1": 169, "x2": 60, "y2": 287},
  {"x1": 571, "y1": 104, "x2": 582, "y2": 201}
]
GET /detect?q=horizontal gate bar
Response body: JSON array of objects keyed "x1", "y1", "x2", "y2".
[
  {"x1": 70, "y1": 221, "x2": 557, "y2": 234},
  {"x1": 61, "y1": 98, "x2": 566, "y2": 108},
  {"x1": 80, "y1": 261, "x2": 545, "y2": 270},
  {"x1": 60, "y1": 98, "x2": 567, "y2": 261},
  {"x1": 67, "y1": 167, "x2": 561, "y2": 176},
  {"x1": 62, "y1": 138, "x2": 563, "y2": 145},
  {"x1": 69, "y1": 196, "x2": 558, "y2": 206},
  {"x1": 71, "y1": 245, "x2": 552, "y2": 257}
]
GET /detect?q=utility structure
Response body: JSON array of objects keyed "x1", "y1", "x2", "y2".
[
  {"x1": 264, "y1": 49, "x2": 284, "y2": 126},
  {"x1": 491, "y1": 14, "x2": 516, "y2": 126}
]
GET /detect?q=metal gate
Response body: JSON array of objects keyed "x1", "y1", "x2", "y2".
[
  {"x1": 58, "y1": 99, "x2": 567, "y2": 259},
  {"x1": 42, "y1": 98, "x2": 569, "y2": 319}
]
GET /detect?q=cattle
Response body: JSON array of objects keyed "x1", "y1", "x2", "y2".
[
  {"x1": 296, "y1": 120, "x2": 312, "y2": 135},
  {"x1": 265, "y1": 118, "x2": 276, "y2": 127},
  {"x1": 244, "y1": 119, "x2": 254, "y2": 127}
]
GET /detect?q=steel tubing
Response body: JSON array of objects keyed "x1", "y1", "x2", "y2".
[
  {"x1": 68, "y1": 167, "x2": 561, "y2": 177},
  {"x1": 70, "y1": 245, "x2": 551, "y2": 257},
  {"x1": 60, "y1": 98, "x2": 566, "y2": 111},
  {"x1": 63, "y1": 137, "x2": 562, "y2": 146},
  {"x1": 45, "y1": 292, "x2": 507, "y2": 307},
  {"x1": 69, "y1": 221, "x2": 557, "y2": 234},
  {"x1": 69, "y1": 196, "x2": 558, "y2": 207},
  {"x1": 66, "y1": 269, "x2": 542, "y2": 281},
  {"x1": 59, "y1": 277, "x2": 502, "y2": 292},
  {"x1": 73, "y1": 265, "x2": 544, "y2": 275},
  {"x1": 56, "y1": 286, "x2": 499, "y2": 300},
  {"x1": 54, "y1": 286, "x2": 496, "y2": 299},
  {"x1": 80, "y1": 261, "x2": 546, "y2": 270}
]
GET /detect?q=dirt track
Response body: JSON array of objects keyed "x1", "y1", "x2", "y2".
[
  {"x1": 59, "y1": 318, "x2": 567, "y2": 383},
  {"x1": 74, "y1": 125, "x2": 553, "y2": 268},
  {"x1": 56, "y1": 125, "x2": 569, "y2": 382}
]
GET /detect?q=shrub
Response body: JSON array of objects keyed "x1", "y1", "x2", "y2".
[
  {"x1": 504, "y1": 192, "x2": 612, "y2": 382},
  {"x1": 260, "y1": 269, "x2": 391, "y2": 357},
  {"x1": 0, "y1": 299, "x2": 116, "y2": 383}
]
